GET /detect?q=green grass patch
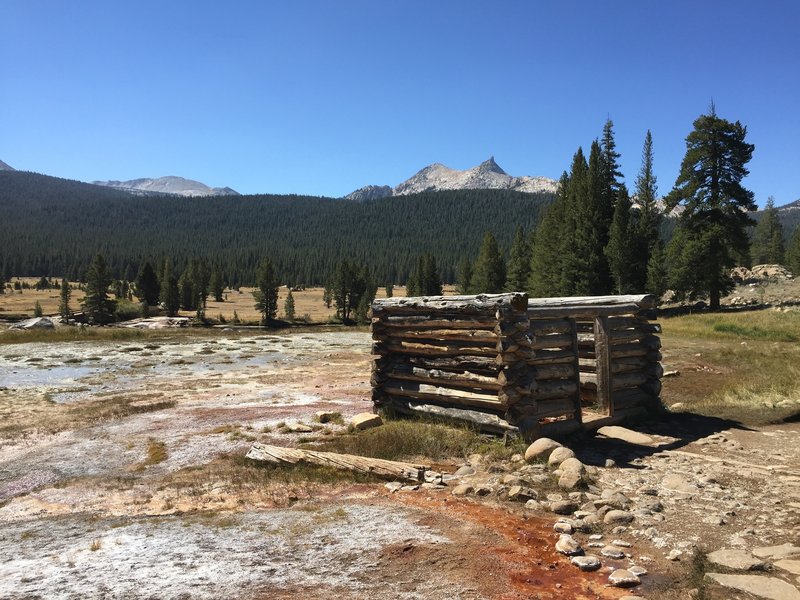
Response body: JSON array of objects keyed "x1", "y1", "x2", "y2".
[
  {"x1": 313, "y1": 420, "x2": 525, "y2": 462},
  {"x1": 663, "y1": 309, "x2": 800, "y2": 342}
]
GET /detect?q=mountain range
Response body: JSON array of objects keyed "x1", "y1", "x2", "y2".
[
  {"x1": 345, "y1": 157, "x2": 559, "y2": 201},
  {"x1": 92, "y1": 176, "x2": 239, "y2": 197},
  {"x1": 0, "y1": 159, "x2": 15, "y2": 171}
]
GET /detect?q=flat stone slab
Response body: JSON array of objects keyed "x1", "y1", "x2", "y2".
[
  {"x1": 705, "y1": 573, "x2": 800, "y2": 600},
  {"x1": 707, "y1": 548, "x2": 767, "y2": 571},
  {"x1": 776, "y1": 559, "x2": 800, "y2": 576},
  {"x1": 753, "y1": 543, "x2": 800, "y2": 560},
  {"x1": 608, "y1": 569, "x2": 641, "y2": 588},
  {"x1": 596, "y1": 425, "x2": 653, "y2": 445}
]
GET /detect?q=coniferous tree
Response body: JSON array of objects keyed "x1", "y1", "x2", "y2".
[
  {"x1": 666, "y1": 105, "x2": 756, "y2": 309},
  {"x1": 326, "y1": 260, "x2": 376, "y2": 322},
  {"x1": 159, "y1": 259, "x2": 180, "y2": 317},
  {"x1": 456, "y1": 258, "x2": 473, "y2": 294},
  {"x1": 506, "y1": 226, "x2": 531, "y2": 292},
  {"x1": 751, "y1": 197, "x2": 784, "y2": 264},
  {"x1": 59, "y1": 278, "x2": 71, "y2": 320},
  {"x1": 384, "y1": 284, "x2": 393, "y2": 298},
  {"x1": 605, "y1": 186, "x2": 636, "y2": 294},
  {"x1": 253, "y1": 258, "x2": 279, "y2": 325},
  {"x1": 34, "y1": 301, "x2": 43, "y2": 317},
  {"x1": 786, "y1": 226, "x2": 800, "y2": 276},
  {"x1": 178, "y1": 269, "x2": 195, "y2": 311},
  {"x1": 471, "y1": 232, "x2": 506, "y2": 293},
  {"x1": 529, "y1": 173, "x2": 570, "y2": 297},
  {"x1": 82, "y1": 253, "x2": 116, "y2": 324},
  {"x1": 210, "y1": 268, "x2": 224, "y2": 302},
  {"x1": 633, "y1": 130, "x2": 660, "y2": 290},
  {"x1": 190, "y1": 259, "x2": 211, "y2": 319},
  {"x1": 422, "y1": 254, "x2": 443, "y2": 295},
  {"x1": 135, "y1": 261, "x2": 160, "y2": 306},
  {"x1": 646, "y1": 240, "x2": 668, "y2": 302},
  {"x1": 284, "y1": 289, "x2": 295, "y2": 321}
]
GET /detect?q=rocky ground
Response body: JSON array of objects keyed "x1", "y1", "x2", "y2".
[{"x1": 1, "y1": 329, "x2": 798, "y2": 599}]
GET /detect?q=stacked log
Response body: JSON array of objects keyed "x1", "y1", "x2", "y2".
[{"x1": 371, "y1": 294, "x2": 530, "y2": 434}]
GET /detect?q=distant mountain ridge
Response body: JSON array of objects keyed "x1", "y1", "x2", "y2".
[
  {"x1": 0, "y1": 159, "x2": 15, "y2": 171},
  {"x1": 345, "y1": 157, "x2": 558, "y2": 201},
  {"x1": 92, "y1": 175, "x2": 239, "y2": 197}
]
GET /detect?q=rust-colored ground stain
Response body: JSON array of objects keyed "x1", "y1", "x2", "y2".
[{"x1": 391, "y1": 492, "x2": 631, "y2": 600}]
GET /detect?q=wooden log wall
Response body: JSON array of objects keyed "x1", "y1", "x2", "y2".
[
  {"x1": 370, "y1": 293, "x2": 663, "y2": 439},
  {"x1": 371, "y1": 294, "x2": 530, "y2": 434}
]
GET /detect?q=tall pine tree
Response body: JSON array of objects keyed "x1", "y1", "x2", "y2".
[
  {"x1": 633, "y1": 130, "x2": 660, "y2": 291},
  {"x1": 666, "y1": 105, "x2": 755, "y2": 309},
  {"x1": 506, "y1": 226, "x2": 531, "y2": 292},
  {"x1": 471, "y1": 232, "x2": 506, "y2": 293},
  {"x1": 751, "y1": 197, "x2": 784, "y2": 265},
  {"x1": 253, "y1": 258, "x2": 279, "y2": 325},
  {"x1": 160, "y1": 259, "x2": 181, "y2": 317},
  {"x1": 82, "y1": 253, "x2": 116, "y2": 324}
]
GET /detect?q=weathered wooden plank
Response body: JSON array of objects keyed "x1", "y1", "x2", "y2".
[
  {"x1": 533, "y1": 364, "x2": 577, "y2": 380},
  {"x1": 594, "y1": 315, "x2": 612, "y2": 416},
  {"x1": 528, "y1": 294, "x2": 656, "y2": 309},
  {"x1": 246, "y1": 443, "x2": 426, "y2": 481},
  {"x1": 580, "y1": 370, "x2": 649, "y2": 391},
  {"x1": 568, "y1": 318, "x2": 583, "y2": 423},
  {"x1": 374, "y1": 355, "x2": 501, "y2": 375}
]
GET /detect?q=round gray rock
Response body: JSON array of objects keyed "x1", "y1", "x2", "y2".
[
  {"x1": 555, "y1": 534, "x2": 583, "y2": 556},
  {"x1": 525, "y1": 437, "x2": 562, "y2": 462},
  {"x1": 571, "y1": 555, "x2": 601, "y2": 571},
  {"x1": 608, "y1": 569, "x2": 641, "y2": 588},
  {"x1": 604, "y1": 510, "x2": 634, "y2": 524},
  {"x1": 548, "y1": 446, "x2": 576, "y2": 467}
]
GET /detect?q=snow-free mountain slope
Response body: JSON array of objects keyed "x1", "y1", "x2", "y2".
[{"x1": 93, "y1": 176, "x2": 239, "y2": 197}]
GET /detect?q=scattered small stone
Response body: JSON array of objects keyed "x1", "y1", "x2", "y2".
[
  {"x1": 605, "y1": 458, "x2": 616, "y2": 468},
  {"x1": 350, "y1": 412, "x2": 382, "y2": 430},
  {"x1": 608, "y1": 569, "x2": 641, "y2": 588},
  {"x1": 315, "y1": 411, "x2": 339, "y2": 423},
  {"x1": 548, "y1": 446, "x2": 576, "y2": 467},
  {"x1": 604, "y1": 510, "x2": 634, "y2": 525},
  {"x1": 525, "y1": 499, "x2": 542, "y2": 511},
  {"x1": 286, "y1": 422, "x2": 313, "y2": 433},
  {"x1": 628, "y1": 566, "x2": 648, "y2": 577},
  {"x1": 571, "y1": 555, "x2": 601, "y2": 571},
  {"x1": 524, "y1": 437, "x2": 562, "y2": 462},
  {"x1": 553, "y1": 521, "x2": 574, "y2": 534},
  {"x1": 555, "y1": 534, "x2": 583, "y2": 556},
  {"x1": 507, "y1": 486, "x2": 537, "y2": 502},
  {"x1": 401, "y1": 484, "x2": 419, "y2": 491},
  {"x1": 661, "y1": 473, "x2": 698, "y2": 494},
  {"x1": 588, "y1": 542, "x2": 604, "y2": 548},
  {"x1": 612, "y1": 540, "x2": 632, "y2": 548},
  {"x1": 601, "y1": 546, "x2": 626, "y2": 559},
  {"x1": 663, "y1": 369, "x2": 680, "y2": 377},
  {"x1": 384, "y1": 482, "x2": 403, "y2": 492},
  {"x1": 558, "y1": 471, "x2": 584, "y2": 490},
  {"x1": 451, "y1": 484, "x2": 473, "y2": 496},
  {"x1": 551, "y1": 500, "x2": 578, "y2": 515},
  {"x1": 560, "y1": 457, "x2": 587, "y2": 474},
  {"x1": 667, "y1": 549, "x2": 682, "y2": 561},
  {"x1": 589, "y1": 534, "x2": 603, "y2": 541},
  {"x1": 707, "y1": 548, "x2": 766, "y2": 571},
  {"x1": 453, "y1": 465, "x2": 476, "y2": 478}
]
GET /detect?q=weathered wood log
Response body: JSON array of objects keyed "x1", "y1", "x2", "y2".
[
  {"x1": 375, "y1": 355, "x2": 501, "y2": 376},
  {"x1": 386, "y1": 365, "x2": 501, "y2": 391},
  {"x1": 388, "y1": 399, "x2": 519, "y2": 435},
  {"x1": 579, "y1": 357, "x2": 663, "y2": 377},
  {"x1": 533, "y1": 363, "x2": 577, "y2": 380},
  {"x1": 374, "y1": 341, "x2": 498, "y2": 357},
  {"x1": 373, "y1": 316, "x2": 498, "y2": 330},
  {"x1": 580, "y1": 371, "x2": 649, "y2": 391},
  {"x1": 640, "y1": 378, "x2": 662, "y2": 397},
  {"x1": 382, "y1": 329, "x2": 499, "y2": 343},
  {"x1": 529, "y1": 294, "x2": 656, "y2": 309},
  {"x1": 531, "y1": 379, "x2": 579, "y2": 400},
  {"x1": 246, "y1": 443, "x2": 426, "y2": 481},
  {"x1": 383, "y1": 381, "x2": 504, "y2": 409},
  {"x1": 372, "y1": 293, "x2": 528, "y2": 316},
  {"x1": 527, "y1": 301, "x2": 651, "y2": 319},
  {"x1": 531, "y1": 334, "x2": 574, "y2": 350},
  {"x1": 528, "y1": 348, "x2": 576, "y2": 365},
  {"x1": 495, "y1": 320, "x2": 531, "y2": 335},
  {"x1": 530, "y1": 319, "x2": 573, "y2": 336},
  {"x1": 535, "y1": 396, "x2": 579, "y2": 419}
]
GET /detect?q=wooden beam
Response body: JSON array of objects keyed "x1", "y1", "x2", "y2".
[{"x1": 594, "y1": 315, "x2": 612, "y2": 416}]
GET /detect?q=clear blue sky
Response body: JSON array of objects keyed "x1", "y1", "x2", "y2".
[{"x1": 2, "y1": 1, "x2": 798, "y2": 205}]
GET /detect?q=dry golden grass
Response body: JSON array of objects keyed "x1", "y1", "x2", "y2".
[{"x1": 1, "y1": 278, "x2": 458, "y2": 323}]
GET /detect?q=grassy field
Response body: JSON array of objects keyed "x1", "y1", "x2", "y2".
[
  {"x1": 0, "y1": 279, "x2": 458, "y2": 323},
  {"x1": 660, "y1": 307, "x2": 800, "y2": 425}
]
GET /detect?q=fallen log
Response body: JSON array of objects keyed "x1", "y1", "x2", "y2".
[
  {"x1": 372, "y1": 293, "x2": 528, "y2": 315},
  {"x1": 246, "y1": 443, "x2": 427, "y2": 481}
]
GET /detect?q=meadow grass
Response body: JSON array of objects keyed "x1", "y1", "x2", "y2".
[{"x1": 661, "y1": 308, "x2": 800, "y2": 424}]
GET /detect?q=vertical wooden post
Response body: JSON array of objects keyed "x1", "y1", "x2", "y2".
[
  {"x1": 594, "y1": 316, "x2": 612, "y2": 416},
  {"x1": 568, "y1": 318, "x2": 582, "y2": 423}
]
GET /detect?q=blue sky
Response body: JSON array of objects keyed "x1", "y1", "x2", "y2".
[{"x1": 2, "y1": 1, "x2": 798, "y2": 205}]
